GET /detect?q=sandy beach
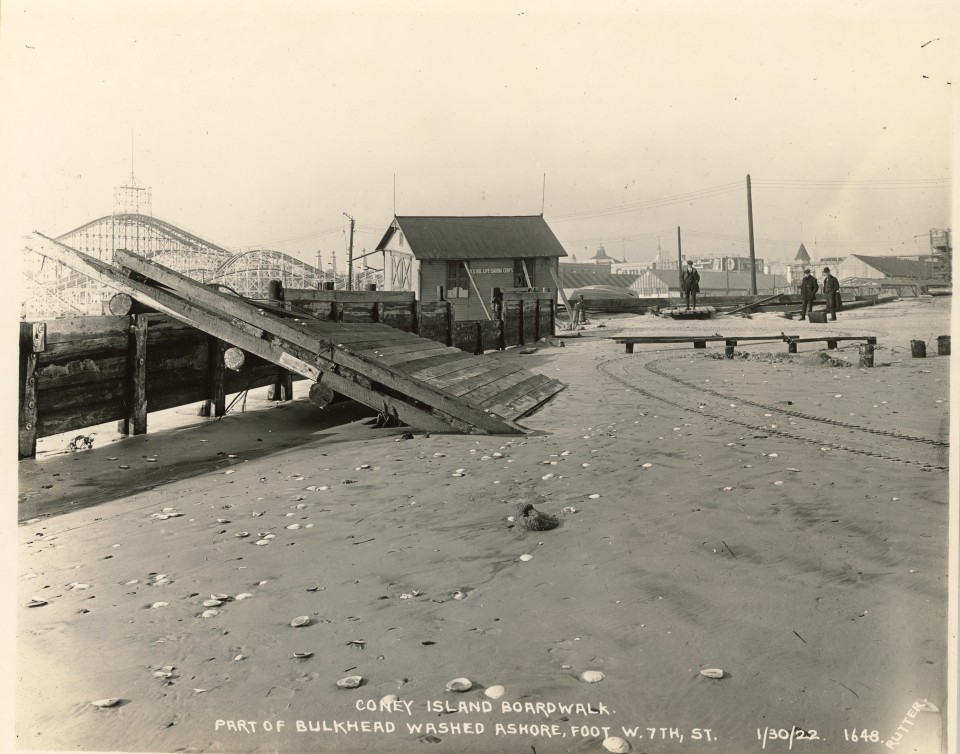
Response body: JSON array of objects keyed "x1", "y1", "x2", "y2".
[{"x1": 16, "y1": 297, "x2": 952, "y2": 754}]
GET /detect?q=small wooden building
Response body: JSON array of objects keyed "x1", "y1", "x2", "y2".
[{"x1": 375, "y1": 215, "x2": 567, "y2": 320}]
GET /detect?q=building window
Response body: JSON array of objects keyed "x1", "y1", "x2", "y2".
[
  {"x1": 514, "y1": 259, "x2": 535, "y2": 287},
  {"x1": 446, "y1": 261, "x2": 469, "y2": 298},
  {"x1": 398, "y1": 231, "x2": 404, "y2": 247}
]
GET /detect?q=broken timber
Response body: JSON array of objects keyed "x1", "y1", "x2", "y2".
[{"x1": 27, "y1": 234, "x2": 564, "y2": 435}]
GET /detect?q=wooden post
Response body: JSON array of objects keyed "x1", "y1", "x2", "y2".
[
  {"x1": 118, "y1": 314, "x2": 148, "y2": 436},
  {"x1": 788, "y1": 340, "x2": 798, "y2": 354},
  {"x1": 308, "y1": 381, "x2": 336, "y2": 409},
  {"x1": 446, "y1": 301, "x2": 454, "y2": 347},
  {"x1": 413, "y1": 300, "x2": 422, "y2": 335},
  {"x1": 534, "y1": 298, "x2": 541, "y2": 342},
  {"x1": 201, "y1": 337, "x2": 227, "y2": 416},
  {"x1": 549, "y1": 298, "x2": 555, "y2": 338},
  {"x1": 224, "y1": 347, "x2": 246, "y2": 371},
  {"x1": 19, "y1": 322, "x2": 45, "y2": 460},
  {"x1": 475, "y1": 321, "x2": 483, "y2": 355},
  {"x1": 694, "y1": 340, "x2": 706, "y2": 349},
  {"x1": 625, "y1": 342, "x2": 635, "y2": 354},
  {"x1": 826, "y1": 339, "x2": 838, "y2": 350},
  {"x1": 725, "y1": 339, "x2": 737, "y2": 358},
  {"x1": 518, "y1": 299, "x2": 525, "y2": 346},
  {"x1": 548, "y1": 266, "x2": 574, "y2": 327},
  {"x1": 330, "y1": 300, "x2": 342, "y2": 321},
  {"x1": 858, "y1": 343, "x2": 875, "y2": 367},
  {"x1": 373, "y1": 300, "x2": 383, "y2": 323},
  {"x1": 267, "y1": 280, "x2": 292, "y2": 401},
  {"x1": 910, "y1": 339, "x2": 927, "y2": 358}
]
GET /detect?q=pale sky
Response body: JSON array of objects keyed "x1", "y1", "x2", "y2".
[{"x1": 0, "y1": 0, "x2": 955, "y2": 269}]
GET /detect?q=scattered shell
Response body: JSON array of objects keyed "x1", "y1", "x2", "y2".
[
  {"x1": 235, "y1": 532, "x2": 250, "y2": 538},
  {"x1": 202, "y1": 599, "x2": 222, "y2": 607},
  {"x1": 484, "y1": 685, "x2": 505, "y2": 699},
  {"x1": 433, "y1": 453, "x2": 446, "y2": 458},
  {"x1": 580, "y1": 670, "x2": 605, "y2": 683},
  {"x1": 445, "y1": 677, "x2": 472, "y2": 692},
  {"x1": 452, "y1": 591, "x2": 466, "y2": 600},
  {"x1": 90, "y1": 698, "x2": 122, "y2": 709},
  {"x1": 722, "y1": 486, "x2": 734, "y2": 491},
  {"x1": 918, "y1": 700, "x2": 940, "y2": 713},
  {"x1": 254, "y1": 539, "x2": 270, "y2": 546},
  {"x1": 642, "y1": 463, "x2": 653, "y2": 469},
  {"x1": 26, "y1": 599, "x2": 48, "y2": 608},
  {"x1": 152, "y1": 670, "x2": 173, "y2": 679},
  {"x1": 767, "y1": 453, "x2": 779, "y2": 458},
  {"x1": 235, "y1": 593, "x2": 253, "y2": 600},
  {"x1": 224, "y1": 470, "x2": 235, "y2": 475},
  {"x1": 380, "y1": 694, "x2": 399, "y2": 705},
  {"x1": 518, "y1": 554, "x2": 534, "y2": 562},
  {"x1": 562, "y1": 506, "x2": 577, "y2": 513},
  {"x1": 286, "y1": 524, "x2": 301, "y2": 530},
  {"x1": 201, "y1": 609, "x2": 219, "y2": 618},
  {"x1": 150, "y1": 602, "x2": 169, "y2": 609},
  {"x1": 336, "y1": 675, "x2": 363, "y2": 689},
  {"x1": 293, "y1": 652, "x2": 314, "y2": 660},
  {"x1": 541, "y1": 473, "x2": 554, "y2": 480},
  {"x1": 290, "y1": 615, "x2": 311, "y2": 627},
  {"x1": 233, "y1": 654, "x2": 246, "y2": 661},
  {"x1": 603, "y1": 736, "x2": 631, "y2": 753},
  {"x1": 700, "y1": 668, "x2": 724, "y2": 679},
  {"x1": 774, "y1": 481, "x2": 784, "y2": 486}
]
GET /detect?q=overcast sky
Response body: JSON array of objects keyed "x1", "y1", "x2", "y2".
[{"x1": 1, "y1": 0, "x2": 955, "y2": 270}]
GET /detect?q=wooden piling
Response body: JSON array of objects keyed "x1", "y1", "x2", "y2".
[
  {"x1": 725, "y1": 339, "x2": 737, "y2": 358},
  {"x1": 19, "y1": 322, "x2": 45, "y2": 459},
  {"x1": 224, "y1": 347, "x2": 246, "y2": 371},
  {"x1": 827, "y1": 339, "x2": 838, "y2": 350},
  {"x1": 910, "y1": 340, "x2": 927, "y2": 358},
  {"x1": 858, "y1": 343, "x2": 875, "y2": 368},
  {"x1": 117, "y1": 314, "x2": 148, "y2": 436}
]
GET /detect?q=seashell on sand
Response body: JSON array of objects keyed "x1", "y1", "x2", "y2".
[
  {"x1": 336, "y1": 675, "x2": 363, "y2": 689},
  {"x1": 579, "y1": 670, "x2": 605, "y2": 683},
  {"x1": 603, "y1": 736, "x2": 631, "y2": 753},
  {"x1": 150, "y1": 602, "x2": 169, "y2": 609},
  {"x1": 445, "y1": 677, "x2": 472, "y2": 692},
  {"x1": 699, "y1": 668, "x2": 724, "y2": 679},
  {"x1": 290, "y1": 615, "x2": 311, "y2": 627},
  {"x1": 518, "y1": 554, "x2": 534, "y2": 562},
  {"x1": 202, "y1": 599, "x2": 222, "y2": 607},
  {"x1": 235, "y1": 593, "x2": 253, "y2": 600},
  {"x1": 484, "y1": 685, "x2": 505, "y2": 699},
  {"x1": 27, "y1": 599, "x2": 47, "y2": 608},
  {"x1": 201, "y1": 609, "x2": 219, "y2": 618},
  {"x1": 380, "y1": 694, "x2": 399, "y2": 705},
  {"x1": 293, "y1": 652, "x2": 313, "y2": 659},
  {"x1": 91, "y1": 698, "x2": 122, "y2": 708}
]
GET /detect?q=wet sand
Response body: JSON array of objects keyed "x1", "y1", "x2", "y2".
[{"x1": 16, "y1": 297, "x2": 952, "y2": 753}]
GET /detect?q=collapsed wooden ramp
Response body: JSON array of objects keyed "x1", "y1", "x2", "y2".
[{"x1": 26, "y1": 233, "x2": 565, "y2": 435}]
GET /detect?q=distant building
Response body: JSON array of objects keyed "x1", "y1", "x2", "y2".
[
  {"x1": 560, "y1": 243, "x2": 621, "y2": 274},
  {"x1": 630, "y1": 269, "x2": 790, "y2": 298},
  {"x1": 375, "y1": 215, "x2": 567, "y2": 320}
]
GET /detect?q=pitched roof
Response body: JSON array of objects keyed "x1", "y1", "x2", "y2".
[
  {"x1": 795, "y1": 243, "x2": 810, "y2": 262},
  {"x1": 559, "y1": 270, "x2": 640, "y2": 289},
  {"x1": 376, "y1": 215, "x2": 567, "y2": 260},
  {"x1": 648, "y1": 269, "x2": 788, "y2": 290},
  {"x1": 845, "y1": 254, "x2": 929, "y2": 278}
]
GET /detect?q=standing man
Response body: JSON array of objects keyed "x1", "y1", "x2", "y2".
[
  {"x1": 799, "y1": 269, "x2": 819, "y2": 320},
  {"x1": 680, "y1": 260, "x2": 701, "y2": 310},
  {"x1": 822, "y1": 267, "x2": 840, "y2": 321}
]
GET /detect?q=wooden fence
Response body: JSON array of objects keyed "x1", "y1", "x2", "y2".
[{"x1": 18, "y1": 288, "x2": 556, "y2": 459}]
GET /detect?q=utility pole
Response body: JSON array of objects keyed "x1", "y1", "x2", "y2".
[
  {"x1": 746, "y1": 174, "x2": 758, "y2": 295},
  {"x1": 676, "y1": 226, "x2": 683, "y2": 290},
  {"x1": 344, "y1": 212, "x2": 355, "y2": 290}
]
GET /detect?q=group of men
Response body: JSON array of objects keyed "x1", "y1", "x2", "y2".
[
  {"x1": 800, "y1": 267, "x2": 841, "y2": 321},
  {"x1": 679, "y1": 260, "x2": 841, "y2": 321}
]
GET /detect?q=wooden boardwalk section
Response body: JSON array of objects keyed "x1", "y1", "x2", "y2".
[{"x1": 28, "y1": 234, "x2": 565, "y2": 435}]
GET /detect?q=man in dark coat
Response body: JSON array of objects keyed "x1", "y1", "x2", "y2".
[
  {"x1": 822, "y1": 267, "x2": 840, "y2": 321},
  {"x1": 799, "y1": 269, "x2": 819, "y2": 320},
  {"x1": 680, "y1": 260, "x2": 700, "y2": 310}
]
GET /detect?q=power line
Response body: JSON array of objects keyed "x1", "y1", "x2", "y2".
[{"x1": 549, "y1": 182, "x2": 743, "y2": 222}]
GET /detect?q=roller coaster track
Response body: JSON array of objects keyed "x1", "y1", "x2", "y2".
[{"x1": 597, "y1": 352, "x2": 949, "y2": 472}]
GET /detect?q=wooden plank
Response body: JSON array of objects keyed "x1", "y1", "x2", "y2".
[
  {"x1": 366, "y1": 344, "x2": 451, "y2": 367},
  {"x1": 19, "y1": 322, "x2": 43, "y2": 459},
  {"x1": 398, "y1": 350, "x2": 475, "y2": 376},
  {"x1": 35, "y1": 355, "x2": 128, "y2": 391},
  {"x1": 37, "y1": 397, "x2": 125, "y2": 438},
  {"x1": 43, "y1": 315, "x2": 129, "y2": 344},
  {"x1": 425, "y1": 359, "x2": 502, "y2": 389},
  {"x1": 549, "y1": 267, "x2": 574, "y2": 325},
  {"x1": 506, "y1": 381, "x2": 565, "y2": 418},
  {"x1": 355, "y1": 341, "x2": 446, "y2": 358},
  {"x1": 502, "y1": 289, "x2": 542, "y2": 301},
  {"x1": 411, "y1": 354, "x2": 487, "y2": 382},
  {"x1": 118, "y1": 314, "x2": 147, "y2": 436},
  {"x1": 42, "y1": 377, "x2": 128, "y2": 413},
  {"x1": 462, "y1": 262, "x2": 491, "y2": 319},
  {"x1": 286, "y1": 289, "x2": 414, "y2": 303},
  {"x1": 450, "y1": 364, "x2": 531, "y2": 401},
  {"x1": 209, "y1": 338, "x2": 227, "y2": 416},
  {"x1": 482, "y1": 374, "x2": 551, "y2": 417},
  {"x1": 41, "y1": 334, "x2": 128, "y2": 360},
  {"x1": 110, "y1": 247, "x2": 517, "y2": 434}
]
